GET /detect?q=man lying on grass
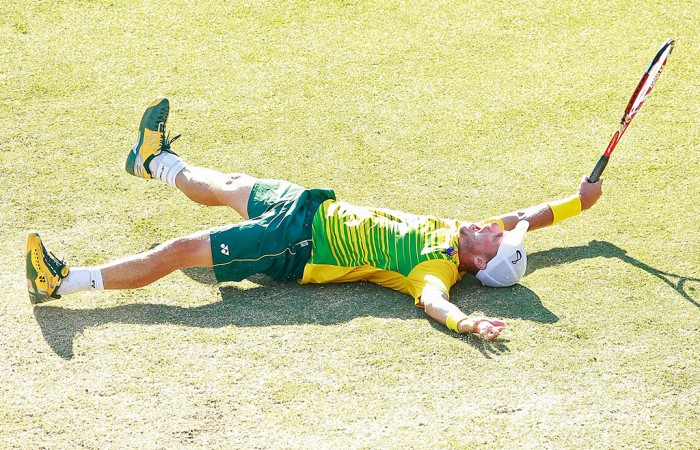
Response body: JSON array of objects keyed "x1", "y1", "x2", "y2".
[{"x1": 26, "y1": 97, "x2": 603, "y2": 341}]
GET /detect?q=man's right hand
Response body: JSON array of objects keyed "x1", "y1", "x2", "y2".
[{"x1": 579, "y1": 176, "x2": 603, "y2": 210}]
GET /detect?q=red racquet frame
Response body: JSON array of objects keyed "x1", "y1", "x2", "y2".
[{"x1": 589, "y1": 39, "x2": 675, "y2": 183}]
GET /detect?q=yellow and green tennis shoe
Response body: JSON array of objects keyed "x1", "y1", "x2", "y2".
[
  {"x1": 26, "y1": 232, "x2": 70, "y2": 305},
  {"x1": 125, "y1": 96, "x2": 180, "y2": 179}
]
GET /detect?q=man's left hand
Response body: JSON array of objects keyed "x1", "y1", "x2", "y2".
[{"x1": 460, "y1": 317, "x2": 505, "y2": 340}]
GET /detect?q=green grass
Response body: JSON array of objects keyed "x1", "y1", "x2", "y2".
[{"x1": 2, "y1": 0, "x2": 699, "y2": 448}]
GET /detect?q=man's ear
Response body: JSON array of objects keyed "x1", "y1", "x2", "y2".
[{"x1": 473, "y1": 255, "x2": 488, "y2": 271}]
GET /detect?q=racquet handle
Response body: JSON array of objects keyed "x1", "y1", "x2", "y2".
[{"x1": 588, "y1": 155, "x2": 609, "y2": 183}]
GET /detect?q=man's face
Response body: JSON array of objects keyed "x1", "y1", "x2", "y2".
[{"x1": 458, "y1": 222, "x2": 504, "y2": 271}]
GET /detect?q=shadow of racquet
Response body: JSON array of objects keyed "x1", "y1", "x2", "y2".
[{"x1": 527, "y1": 240, "x2": 699, "y2": 308}]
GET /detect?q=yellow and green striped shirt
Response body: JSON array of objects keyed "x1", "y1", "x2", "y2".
[{"x1": 301, "y1": 200, "x2": 463, "y2": 303}]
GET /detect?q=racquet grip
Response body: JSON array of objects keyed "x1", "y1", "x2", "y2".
[{"x1": 589, "y1": 155, "x2": 609, "y2": 183}]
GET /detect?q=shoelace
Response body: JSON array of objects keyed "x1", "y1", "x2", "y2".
[
  {"x1": 41, "y1": 247, "x2": 66, "y2": 277},
  {"x1": 162, "y1": 132, "x2": 181, "y2": 155}
]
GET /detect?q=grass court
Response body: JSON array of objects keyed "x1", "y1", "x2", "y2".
[{"x1": 1, "y1": 1, "x2": 699, "y2": 448}]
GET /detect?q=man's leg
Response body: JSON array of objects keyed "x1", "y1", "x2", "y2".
[
  {"x1": 124, "y1": 96, "x2": 259, "y2": 219},
  {"x1": 173, "y1": 168, "x2": 257, "y2": 220},
  {"x1": 26, "y1": 230, "x2": 214, "y2": 303},
  {"x1": 52, "y1": 230, "x2": 213, "y2": 298},
  {"x1": 26, "y1": 97, "x2": 263, "y2": 304},
  {"x1": 98, "y1": 230, "x2": 213, "y2": 289}
]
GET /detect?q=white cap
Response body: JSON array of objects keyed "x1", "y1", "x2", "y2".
[{"x1": 475, "y1": 220, "x2": 529, "y2": 288}]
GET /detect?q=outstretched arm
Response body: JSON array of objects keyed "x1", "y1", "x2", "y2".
[
  {"x1": 488, "y1": 176, "x2": 603, "y2": 232},
  {"x1": 420, "y1": 286, "x2": 504, "y2": 340}
]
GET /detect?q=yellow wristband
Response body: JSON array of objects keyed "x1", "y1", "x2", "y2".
[
  {"x1": 548, "y1": 195, "x2": 582, "y2": 225},
  {"x1": 483, "y1": 217, "x2": 506, "y2": 230},
  {"x1": 446, "y1": 312, "x2": 469, "y2": 333}
]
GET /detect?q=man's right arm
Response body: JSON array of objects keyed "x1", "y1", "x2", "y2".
[{"x1": 488, "y1": 176, "x2": 603, "y2": 232}]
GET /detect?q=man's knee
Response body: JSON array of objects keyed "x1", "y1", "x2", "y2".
[
  {"x1": 160, "y1": 232, "x2": 213, "y2": 268},
  {"x1": 217, "y1": 173, "x2": 256, "y2": 218}
]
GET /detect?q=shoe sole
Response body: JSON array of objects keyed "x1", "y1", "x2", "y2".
[
  {"x1": 26, "y1": 232, "x2": 48, "y2": 305},
  {"x1": 125, "y1": 142, "x2": 141, "y2": 176}
]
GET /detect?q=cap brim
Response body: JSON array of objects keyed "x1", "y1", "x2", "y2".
[{"x1": 497, "y1": 220, "x2": 529, "y2": 255}]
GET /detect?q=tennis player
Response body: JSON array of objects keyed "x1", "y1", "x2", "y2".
[{"x1": 26, "y1": 97, "x2": 603, "y2": 340}]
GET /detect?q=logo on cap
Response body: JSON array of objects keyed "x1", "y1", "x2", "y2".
[{"x1": 511, "y1": 250, "x2": 522, "y2": 265}]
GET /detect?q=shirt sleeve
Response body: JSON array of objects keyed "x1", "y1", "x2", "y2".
[{"x1": 406, "y1": 259, "x2": 461, "y2": 307}]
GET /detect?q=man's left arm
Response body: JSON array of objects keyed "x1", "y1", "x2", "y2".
[
  {"x1": 420, "y1": 285, "x2": 505, "y2": 340},
  {"x1": 487, "y1": 176, "x2": 603, "y2": 232}
]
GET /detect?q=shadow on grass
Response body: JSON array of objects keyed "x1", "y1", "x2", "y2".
[
  {"x1": 33, "y1": 240, "x2": 697, "y2": 359},
  {"x1": 33, "y1": 276, "x2": 546, "y2": 359},
  {"x1": 527, "y1": 240, "x2": 700, "y2": 309}
]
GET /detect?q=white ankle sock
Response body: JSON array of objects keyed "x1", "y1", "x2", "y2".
[
  {"x1": 149, "y1": 153, "x2": 187, "y2": 188},
  {"x1": 57, "y1": 267, "x2": 104, "y2": 296}
]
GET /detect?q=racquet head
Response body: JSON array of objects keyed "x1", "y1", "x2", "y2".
[
  {"x1": 589, "y1": 39, "x2": 675, "y2": 182},
  {"x1": 621, "y1": 38, "x2": 675, "y2": 131}
]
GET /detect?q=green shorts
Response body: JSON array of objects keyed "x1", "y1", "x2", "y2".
[{"x1": 210, "y1": 179, "x2": 335, "y2": 282}]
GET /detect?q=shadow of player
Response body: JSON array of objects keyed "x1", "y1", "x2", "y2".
[{"x1": 32, "y1": 240, "x2": 697, "y2": 359}]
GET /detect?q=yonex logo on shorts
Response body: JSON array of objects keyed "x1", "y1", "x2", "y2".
[{"x1": 220, "y1": 244, "x2": 229, "y2": 256}]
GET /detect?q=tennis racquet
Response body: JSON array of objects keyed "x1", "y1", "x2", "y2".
[{"x1": 589, "y1": 39, "x2": 675, "y2": 183}]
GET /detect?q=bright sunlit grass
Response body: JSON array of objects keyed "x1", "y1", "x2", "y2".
[{"x1": 1, "y1": 1, "x2": 699, "y2": 448}]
